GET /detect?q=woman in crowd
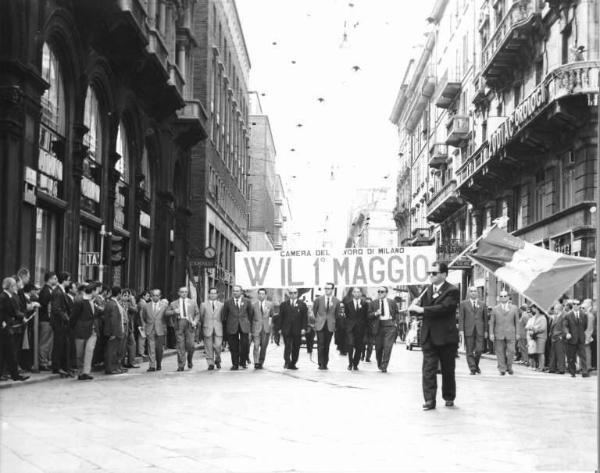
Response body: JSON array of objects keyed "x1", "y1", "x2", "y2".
[{"x1": 526, "y1": 304, "x2": 548, "y2": 370}]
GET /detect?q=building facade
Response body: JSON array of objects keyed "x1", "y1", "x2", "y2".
[
  {"x1": 392, "y1": 0, "x2": 598, "y2": 303},
  {"x1": 189, "y1": 0, "x2": 250, "y2": 299},
  {"x1": 0, "y1": 0, "x2": 207, "y2": 297}
]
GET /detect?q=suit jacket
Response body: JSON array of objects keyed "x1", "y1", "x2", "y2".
[
  {"x1": 38, "y1": 284, "x2": 53, "y2": 322},
  {"x1": 564, "y1": 310, "x2": 587, "y2": 345},
  {"x1": 251, "y1": 300, "x2": 274, "y2": 335},
  {"x1": 200, "y1": 300, "x2": 224, "y2": 337},
  {"x1": 313, "y1": 295, "x2": 340, "y2": 332},
  {"x1": 344, "y1": 297, "x2": 368, "y2": 332},
  {"x1": 103, "y1": 298, "x2": 124, "y2": 338},
  {"x1": 368, "y1": 297, "x2": 400, "y2": 335},
  {"x1": 222, "y1": 298, "x2": 254, "y2": 335},
  {"x1": 0, "y1": 291, "x2": 24, "y2": 334},
  {"x1": 166, "y1": 298, "x2": 200, "y2": 331},
  {"x1": 142, "y1": 300, "x2": 169, "y2": 337},
  {"x1": 584, "y1": 310, "x2": 595, "y2": 344},
  {"x1": 50, "y1": 285, "x2": 70, "y2": 325},
  {"x1": 70, "y1": 298, "x2": 99, "y2": 339},
  {"x1": 490, "y1": 303, "x2": 519, "y2": 341},
  {"x1": 458, "y1": 299, "x2": 487, "y2": 336},
  {"x1": 419, "y1": 282, "x2": 459, "y2": 346},
  {"x1": 279, "y1": 299, "x2": 308, "y2": 336},
  {"x1": 549, "y1": 313, "x2": 567, "y2": 341}
]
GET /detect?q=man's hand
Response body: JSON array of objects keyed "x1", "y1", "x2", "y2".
[
  {"x1": 109, "y1": 335, "x2": 116, "y2": 340},
  {"x1": 301, "y1": 329, "x2": 306, "y2": 335},
  {"x1": 408, "y1": 303, "x2": 424, "y2": 314},
  {"x1": 1, "y1": 321, "x2": 6, "y2": 329},
  {"x1": 566, "y1": 333, "x2": 572, "y2": 340},
  {"x1": 489, "y1": 334, "x2": 494, "y2": 342}
]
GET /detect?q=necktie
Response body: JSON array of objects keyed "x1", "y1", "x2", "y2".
[
  {"x1": 153, "y1": 302, "x2": 157, "y2": 313},
  {"x1": 380, "y1": 299, "x2": 384, "y2": 316},
  {"x1": 472, "y1": 301, "x2": 476, "y2": 309},
  {"x1": 326, "y1": 298, "x2": 330, "y2": 312},
  {"x1": 355, "y1": 300, "x2": 358, "y2": 311},
  {"x1": 182, "y1": 299, "x2": 187, "y2": 320},
  {"x1": 261, "y1": 303, "x2": 264, "y2": 315},
  {"x1": 212, "y1": 302, "x2": 215, "y2": 312}
]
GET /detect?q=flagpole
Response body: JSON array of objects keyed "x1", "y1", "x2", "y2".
[{"x1": 595, "y1": 60, "x2": 599, "y2": 473}]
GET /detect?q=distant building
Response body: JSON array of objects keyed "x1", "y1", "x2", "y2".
[{"x1": 346, "y1": 187, "x2": 397, "y2": 248}]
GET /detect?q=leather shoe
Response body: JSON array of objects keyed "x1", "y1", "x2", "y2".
[
  {"x1": 125, "y1": 364, "x2": 139, "y2": 369},
  {"x1": 353, "y1": 365, "x2": 359, "y2": 371},
  {"x1": 105, "y1": 370, "x2": 121, "y2": 375},
  {"x1": 208, "y1": 365, "x2": 215, "y2": 371},
  {"x1": 445, "y1": 400, "x2": 454, "y2": 407},
  {"x1": 77, "y1": 374, "x2": 93, "y2": 380},
  {"x1": 215, "y1": 362, "x2": 221, "y2": 369},
  {"x1": 177, "y1": 367, "x2": 184, "y2": 372},
  {"x1": 188, "y1": 362, "x2": 193, "y2": 369},
  {"x1": 147, "y1": 367, "x2": 156, "y2": 372},
  {"x1": 231, "y1": 365, "x2": 239, "y2": 371},
  {"x1": 422, "y1": 401, "x2": 436, "y2": 411},
  {"x1": 13, "y1": 375, "x2": 30, "y2": 382},
  {"x1": 476, "y1": 367, "x2": 481, "y2": 374},
  {"x1": 470, "y1": 370, "x2": 477, "y2": 375},
  {"x1": 255, "y1": 363, "x2": 260, "y2": 369},
  {"x1": 381, "y1": 368, "x2": 387, "y2": 373},
  {"x1": 347, "y1": 364, "x2": 353, "y2": 371},
  {"x1": 289, "y1": 365, "x2": 298, "y2": 370},
  {"x1": 507, "y1": 369, "x2": 514, "y2": 375},
  {"x1": 582, "y1": 373, "x2": 590, "y2": 378},
  {"x1": 500, "y1": 371, "x2": 506, "y2": 375},
  {"x1": 240, "y1": 363, "x2": 247, "y2": 369},
  {"x1": 156, "y1": 366, "x2": 162, "y2": 371}
]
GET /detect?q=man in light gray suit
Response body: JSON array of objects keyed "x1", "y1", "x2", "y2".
[
  {"x1": 252, "y1": 288, "x2": 274, "y2": 369},
  {"x1": 200, "y1": 287, "x2": 223, "y2": 370},
  {"x1": 166, "y1": 286, "x2": 200, "y2": 372},
  {"x1": 141, "y1": 289, "x2": 169, "y2": 372},
  {"x1": 489, "y1": 290, "x2": 519, "y2": 375},
  {"x1": 458, "y1": 286, "x2": 487, "y2": 375},
  {"x1": 313, "y1": 282, "x2": 341, "y2": 370}
]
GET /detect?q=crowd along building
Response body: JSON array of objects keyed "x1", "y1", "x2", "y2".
[
  {"x1": 0, "y1": 0, "x2": 208, "y2": 298},
  {"x1": 391, "y1": 0, "x2": 598, "y2": 303}
]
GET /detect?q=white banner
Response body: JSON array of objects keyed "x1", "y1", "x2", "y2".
[{"x1": 234, "y1": 246, "x2": 437, "y2": 289}]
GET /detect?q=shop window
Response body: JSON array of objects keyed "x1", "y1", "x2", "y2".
[
  {"x1": 138, "y1": 245, "x2": 150, "y2": 291},
  {"x1": 82, "y1": 87, "x2": 103, "y2": 215},
  {"x1": 560, "y1": 152, "x2": 574, "y2": 210},
  {"x1": 534, "y1": 170, "x2": 545, "y2": 221},
  {"x1": 34, "y1": 208, "x2": 58, "y2": 285},
  {"x1": 79, "y1": 225, "x2": 100, "y2": 282},
  {"x1": 115, "y1": 123, "x2": 130, "y2": 229}
]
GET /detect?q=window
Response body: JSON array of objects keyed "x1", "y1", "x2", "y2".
[
  {"x1": 513, "y1": 82, "x2": 522, "y2": 107},
  {"x1": 535, "y1": 60, "x2": 544, "y2": 85},
  {"x1": 82, "y1": 87, "x2": 103, "y2": 214},
  {"x1": 138, "y1": 245, "x2": 150, "y2": 291},
  {"x1": 535, "y1": 170, "x2": 545, "y2": 221},
  {"x1": 140, "y1": 146, "x2": 152, "y2": 200},
  {"x1": 115, "y1": 123, "x2": 130, "y2": 229},
  {"x1": 34, "y1": 208, "x2": 58, "y2": 285},
  {"x1": 79, "y1": 225, "x2": 99, "y2": 282},
  {"x1": 561, "y1": 23, "x2": 572, "y2": 65},
  {"x1": 560, "y1": 154, "x2": 574, "y2": 209}
]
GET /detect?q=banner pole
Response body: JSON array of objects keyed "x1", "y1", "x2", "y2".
[{"x1": 595, "y1": 62, "x2": 599, "y2": 473}]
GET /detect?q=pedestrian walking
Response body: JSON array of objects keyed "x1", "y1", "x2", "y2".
[
  {"x1": 458, "y1": 286, "x2": 487, "y2": 375},
  {"x1": 489, "y1": 290, "x2": 518, "y2": 375},
  {"x1": 278, "y1": 288, "x2": 307, "y2": 370},
  {"x1": 251, "y1": 288, "x2": 273, "y2": 369},
  {"x1": 166, "y1": 286, "x2": 199, "y2": 372},
  {"x1": 142, "y1": 289, "x2": 169, "y2": 372},
  {"x1": 344, "y1": 287, "x2": 368, "y2": 371},
  {"x1": 371, "y1": 286, "x2": 400, "y2": 374},
  {"x1": 313, "y1": 283, "x2": 340, "y2": 370},
  {"x1": 564, "y1": 299, "x2": 589, "y2": 377},
  {"x1": 222, "y1": 285, "x2": 253, "y2": 370},
  {"x1": 199, "y1": 287, "x2": 224, "y2": 370}
]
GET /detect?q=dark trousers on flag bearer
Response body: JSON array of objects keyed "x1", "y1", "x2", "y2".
[{"x1": 422, "y1": 339, "x2": 456, "y2": 403}]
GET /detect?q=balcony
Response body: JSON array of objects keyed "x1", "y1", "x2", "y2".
[
  {"x1": 175, "y1": 100, "x2": 208, "y2": 146},
  {"x1": 428, "y1": 143, "x2": 448, "y2": 169},
  {"x1": 421, "y1": 70, "x2": 436, "y2": 98},
  {"x1": 481, "y1": 0, "x2": 541, "y2": 87},
  {"x1": 426, "y1": 180, "x2": 463, "y2": 223},
  {"x1": 115, "y1": 0, "x2": 149, "y2": 45},
  {"x1": 147, "y1": 29, "x2": 169, "y2": 78},
  {"x1": 274, "y1": 196, "x2": 283, "y2": 205},
  {"x1": 274, "y1": 218, "x2": 283, "y2": 227},
  {"x1": 445, "y1": 115, "x2": 469, "y2": 146},
  {"x1": 406, "y1": 227, "x2": 434, "y2": 246},
  {"x1": 435, "y1": 69, "x2": 462, "y2": 109},
  {"x1": 168, "y1": 64, "x2": 185, "y2": 99}
]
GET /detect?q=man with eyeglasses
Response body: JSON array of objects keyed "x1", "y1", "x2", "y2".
[
  {"x1": 369, "y1": 286, "x2": 400, "y2": 373},
  {"x1": 278, "y1": 288, "x2": 307, "y2": 369},
  {"x1": 489, "y1": 290, "x2": 519, "y2": 375},
  {"x1": 408, "y1": 262, "x2": 459, "y2": 410},
  {"x1": 312, "y1": 282, "x2": 340, "y2": 370},
  {"x1": 458, "y1": 286, "x2": 487, "y2": 375}
]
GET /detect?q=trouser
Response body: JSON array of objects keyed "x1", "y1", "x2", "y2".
[
  {"x1": 38, "y1": 321, "x2": 53, "y2": 368},
  {"x1": 375, "y1": 322, "x2": 397, "y2": 370},
  {"x1": 316, "y1": 328, "x2": 333, "y2": 367},
  {"x1": 516, "y1": 337, "x2": 528, "y2": 361},
  {"x1": 252, "y1": 330, "x2": 270, "y2": 365},
  {"x1": 51, "y1": 321, "x2": 71, "y2": 371},
  {"x1": 136, "y1": 327, "x2": 146, "y2": 357},
  {"x1": 203, "y1": 332, "x2": 222, "y2": 366},
  {"x1": 147, "y1": 334, "x2": 166, "y2": 369},
  {"x1": 363, "y1": 331, "x2": 375, "y2": 361},
  {"x1": 548, "y1": 338, "x2": 566, "y2": 372},
  {"x1": 422, "y1": 339, "x2": 457, "y2": 403},
  {"x1": 119, "y1": 325, "x2": 136, "y2": 366},
  {"x1": 566, "y1": 342, "x2": 587, "y2": 375},
  {"x1": 228, "y1": 327, "x2": 249, "y2": 367},
  {"x1": 335, "y1": 326, "x2": 346, "y2": 354},
  {"x1": 104, "y1": 336, "x2": 122, "y2": 373},
  {"x1": 0, "y1": 330, "x2": 20, "y2": 379},
  {"x1": 346, "y1": 324, "x2": 364, "y2": 367},
  {"x1": 591, "y1": 337, "x2": 597, "y2": 369},
  {"x1": 585, "y1": 343, "x2": 592, "y2": 372},
  {"x1": 75, "y1": 331, "x2": 97, "y2": 375},
  {"x1": 305, "y1": 329, "x2": 315, "y2": 354},
  {"x1": 494, "y1": 338, "x2": 515, "y2": 372},
  {"x1": 283, "y1": 333, "x2": 301, "y2": 366},
  {"x1": 464, "y1": 333, "x2": 484, "y2": 371},
  {"x1": 176, "y1": 321, "x2": 196, "y2": 368}
]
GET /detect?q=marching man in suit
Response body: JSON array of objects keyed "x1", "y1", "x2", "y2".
[
  {"x1": 312, "y1": 283, "x2": 340, "y2": 370},
  {"x1": 458, "y1": 286, "x2": 487, "y2": 375},
  {"x1": 370, "y1": 286, "x2": 400, "y2": 373},
  {"x1": 222, "y1": 285, "x2": 254, "y2": 370},
  {"x1": 345, "y1": 287, "x2": 368, "y2": 371},
  {"x1": 142, "y1": 289, "x2": 169, "y2": 372},
  {"x1": 409, "y1": 262, "x2": 460, "y2": 410},
  {"x1": 200, "y1": 287, "x2": 224, "y2": 370},
  {"x1": 251, "y1": 288, "x2": 273, "y2": 369},
  {"x1": 489, "y1": 290, "x2": 519, "y2": 375},
  {"x1": 564, "y1": 299, "x2": 589, "y2": 377},
  {"x1": 166, "y1": 286, "x2": 200, "y2": 372},
  {"x1": 278, "y1": 288, "x2": 308, "y2": 370}
]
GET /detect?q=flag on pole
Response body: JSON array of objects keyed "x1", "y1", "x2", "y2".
[{"x1": 466, "y1": 226, "x2": 595, "y2": 311}]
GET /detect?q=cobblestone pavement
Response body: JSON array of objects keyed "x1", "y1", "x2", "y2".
[{"x1": 0, "y1": 342, "x2": 596, "y2": 473}]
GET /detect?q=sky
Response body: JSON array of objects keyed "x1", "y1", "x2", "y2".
[{"x1": 236, "y1": 0, "x2": 435, "y2": 247}]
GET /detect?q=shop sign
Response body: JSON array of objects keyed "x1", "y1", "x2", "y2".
[
  {"x1": 81, "y1": 251, "x2": 101, "y2": 266},
  {"x1": 38, "y1": 150, "x2": 63, "y2": 180},
  {"x1": 81, "y1": 177, "x2": 100, "y2": 203},
  {"x1": 489, "y1": 83, "x2": 548, "y2": 157}
]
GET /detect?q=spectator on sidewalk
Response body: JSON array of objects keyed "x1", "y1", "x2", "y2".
[
  {"x1": 38, "y1": 272, "x2": 57, "y2": 371},
  {"x1": 0, "y1": 277, "x2": 29, "y2": 382},
  {"x1": 104, "y1": 287, "x2": 125, "y2": 375},
  {"x1": 582, "y1": 298, "x2": 595, "y2": 372},
  {"x1": 136, "y1": 290, "x2": 150, "y2": 359},
  {"x1": 564, "y1": 299, "x2": 589, "y2": 378},
  {"x1": 516, "y1": 305, "x2": 530, "y2": 365},
  {"x1": 548, "y1": 302, "x2": 566, "y2": 374},
  {"x1": 489, "y1": 290, "x2": 518, "y2": 375},
  {"x1": 51, "y1": 272, "x2": 73, "y2": 377},
  {"x1": 119, "y1": 289, "x2": 139, "y2": 369},
  {"x1": 526, "y1": 304, "x2": 547, "y2": 371},
  {"x1": 70, "y1": 282, "x2": 102, "y2": 380}
]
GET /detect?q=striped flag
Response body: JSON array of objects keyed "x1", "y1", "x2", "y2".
[{"x1": 466, "y1": 226, "x2": 595, "y2": 311}]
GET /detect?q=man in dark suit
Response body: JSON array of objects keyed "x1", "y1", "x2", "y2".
[
  {"x1": 222, "y1": 285, "x2": 254, "y2": 370},
  {"x1": 0, "y1": 277, "x2": 29, "y2": 381},
  {"x1": 38, "y1": 272, "x2": 57, "y2": 371},
  {"x1": 369, "y1": 287, "x2": 400, "y2": 373},
  {"x1": 104, "y1": 287, "x2": 125, "y2": 374},
  {"x1": 409, "y1": 262, "x2": 459, "y2": 410},
  {"x1": 50, "y1": 272, "x2": 73, "y2": 376},
  {"x1": 564, "y1": 299, "x2": 589, "y2": 377},
  {"x1": 312, "y1": 283, "x2": 341, "y2": 370},
  {"x1": 458, "y1": 286, "x2": 487, "y2": 375},
  {"x1": 345, "y1": 287, "x2": 368, "y2": 371},
  {"x1": 278, "y1": 289, "x2": 308, "y2": 369},
  {"x1": 70, "y1": 282, "x2": 102, "y2": 380}
]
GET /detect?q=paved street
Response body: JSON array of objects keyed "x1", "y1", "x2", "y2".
[{"x1": 0, "y1": 343, "x2": 596, "y2": 473}]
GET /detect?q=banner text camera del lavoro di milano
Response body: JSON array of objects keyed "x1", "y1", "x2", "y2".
[{"x1": 234, "y1": 246, "x2": 437, "y2": 289}]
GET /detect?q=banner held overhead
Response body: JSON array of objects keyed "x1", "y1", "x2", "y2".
[{"x1": 234, "y1": 246, "x2": 437, "y2": 289}]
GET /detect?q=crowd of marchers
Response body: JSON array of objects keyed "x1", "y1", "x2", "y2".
[{"x1": 0, "y1": 267, "x2": 597, "y2": 383}]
